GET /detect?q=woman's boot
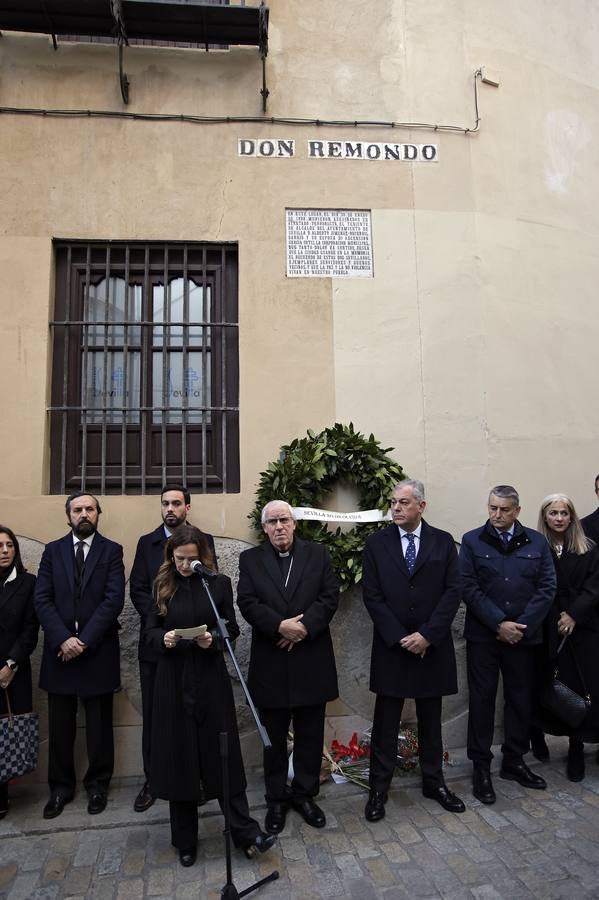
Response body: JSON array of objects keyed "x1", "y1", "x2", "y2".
[
  {"x1": 567, "y1": 738, "x2": 585, "y2": 782},
  {"x1": 0, "y1": 781, "x2": 9, "y2": 819}
]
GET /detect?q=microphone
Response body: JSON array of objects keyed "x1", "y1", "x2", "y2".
[{"x1": 190, "y1": 559, "x2": 218, "y2": 578}]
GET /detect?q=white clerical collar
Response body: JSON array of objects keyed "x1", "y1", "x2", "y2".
[
  {"x1": 398, "y1": 522, "x2": 423, "y2": 540},
  {"x1": 271, "y1": 541, "x2": 294, "y2": 558}
]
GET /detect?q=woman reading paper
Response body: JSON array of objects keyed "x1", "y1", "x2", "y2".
[{"x1": 145, "y1": 525, "x2": 275, "y2": 866}]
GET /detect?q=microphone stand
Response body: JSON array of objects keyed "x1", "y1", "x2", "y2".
[{"x1": 195, "y1": 564, "x2": 279, "y2": 899}]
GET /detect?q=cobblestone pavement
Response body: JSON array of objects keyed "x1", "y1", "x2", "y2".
[{"x1": 2, "y1": 738, "x2": 599, "y2": 899}]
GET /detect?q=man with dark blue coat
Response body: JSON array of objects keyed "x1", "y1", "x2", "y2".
[
  {"x1": 460, "y1": 485, "x2": 556, "y2": 805},
  {"x1": 129, "y1": 484, "x2": 216, "y2": 812},
  {"x1": 34, "y1": 492, "x2": 124, "y2": 819},
  {"x1": 362, "y1": 480, "x2": 465, "y2": 822}
]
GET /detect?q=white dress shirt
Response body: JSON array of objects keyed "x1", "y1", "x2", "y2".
[
  {"x1": 72, "y1": 532, "x2": 95, "y2": 560},
  {"x1": 397, "y1": 522, "x2": 423, "y2": 560}
]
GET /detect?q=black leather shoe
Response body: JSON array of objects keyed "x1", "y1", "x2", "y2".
[
  {"x1": 472, "y1": 766, "x2": 496, "y2": 804},
  {"x1": 179, "y1": 846, "x2": 197, "y2": 867},
  {"x1": 244, "y1": 831, "x2": 277, "y2": 859},
  {"x1": 365, "y1": 790, "x2": 387, "y2": 822},
  {"x1": 422, "y1": 785, "x2": 466, "y2": 813},
  {"x1": 133, "y1": 782, "x2": 155, "y2": 812},
  {"x1": 567, "y1": 740, "x2": 585, "y2": 782},
  {"x1": 43, "y1": 793, "x2": 72, "y2": 820},
  {"x1": 500, "y1": 762, "x2": 546, "y2": 790},
  {"x1": 530, "y1": 729, "x2": 550, "y2": 762},
  {"x1": 265, "y1": 802, "x2": 288, "y2": 834},
  {"x1": 87, "y1": 792, "x2": 108, "y2": 814},
  {"x1": 291, "y1": 798, "x2": 326, "y2": 828}
]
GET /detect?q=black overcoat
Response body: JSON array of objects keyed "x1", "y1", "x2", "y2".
[
  {"x1": 0, "y1": 571, "x2": 38, "y2": 715},
  {"x1": 34, "y1": 533, "x2": 124, "y2": 696},
  {"x1": 535, "y1": 546, "x2": 599, "y2": 741},
  {"x1": 129, "y1": 524, "x2": 217, "y2": 663},
  {"x1": 362, "y1": 521, "x2": 460, "y2": 698},
  {"x1": 581, "y1": 508, "x2": 599, "y2": 546},
  {"x1": 145, "y1": 573, "x2": 246, "y2": 802},
  {"x1": 237, "y1": 538, "x2": 339, "y2": 708}
]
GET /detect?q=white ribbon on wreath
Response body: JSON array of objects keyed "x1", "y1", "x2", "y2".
[{"x1": 293, "y1": 506, "x2": 391, "y2": 524}]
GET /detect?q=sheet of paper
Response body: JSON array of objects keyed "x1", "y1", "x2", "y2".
[
  {"x1": 172, "y1": 624, "x2": 207, "y2": 639},
  {"x1": 331, "y1": 773, "x2": 349, "y2": 784}
]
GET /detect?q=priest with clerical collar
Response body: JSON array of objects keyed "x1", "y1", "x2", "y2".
[{"x1": 237, "y1": 499, "x2": 339, "y2": 836}]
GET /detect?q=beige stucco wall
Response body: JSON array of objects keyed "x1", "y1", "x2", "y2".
[{"x1": 0, "y1": 0, "x2": 598, "y2": 569}]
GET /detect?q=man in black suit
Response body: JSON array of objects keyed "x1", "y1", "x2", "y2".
[
  {"x1": 34, "y1": 493, "x2": 125, "y2": 819},
  {"x1": 581, "y1": 474, "x2": 599, "y2": 545},
  {"x1": 237, "y1": 500, "x2": 339, "y2": 834},
  {"x1": 362, "y1": 479, "x2": 465, "y2": 821},
  {"x1": 129, "y1": 484, "x2": 216, "y2": 812}
]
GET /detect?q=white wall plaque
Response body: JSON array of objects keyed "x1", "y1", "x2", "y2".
[{"x1": 286, "y1": 209, "x2": 373, "y2": 278}]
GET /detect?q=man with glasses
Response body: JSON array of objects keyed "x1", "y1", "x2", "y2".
[{"x1": 237, "y1": 500, "x2": 339, "y2": 835}]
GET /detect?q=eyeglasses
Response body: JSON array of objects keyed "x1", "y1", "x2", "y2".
[{"x1": 264, "y1": 516, "x2": 292, "y2": 526}]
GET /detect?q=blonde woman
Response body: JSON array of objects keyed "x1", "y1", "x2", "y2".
[{"x1": 532, "y1": 494, "x2": 599, "y2": 781}]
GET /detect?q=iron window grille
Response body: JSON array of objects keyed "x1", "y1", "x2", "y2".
[
  {"x1": 61, "y1": 0, "x2": 233, "y2": 51},
  {"x1": 49, "y1": 240, "x2": 239, "y2": 494}
]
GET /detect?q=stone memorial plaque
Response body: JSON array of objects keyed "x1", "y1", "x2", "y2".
[{"x1": 286, "y1": 208, "x2": 373, "y2": 278}]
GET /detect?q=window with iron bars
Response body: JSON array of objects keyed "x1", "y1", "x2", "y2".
[{"x1": 49, "y1": 241, "x2": 239, "y2": 494}]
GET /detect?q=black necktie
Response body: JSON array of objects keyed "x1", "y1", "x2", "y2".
[{"x1": 75, "y1": 540, "x2": 85, "y2": 576}]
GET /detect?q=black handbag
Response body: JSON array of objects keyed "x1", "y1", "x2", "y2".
[{"x1": 540, "y1": 635, "x2": 591, "y2": 730}]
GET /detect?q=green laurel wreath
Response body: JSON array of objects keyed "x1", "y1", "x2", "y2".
[{"x1": 250, "y1": 423, "x2": 405, "y2": 591}]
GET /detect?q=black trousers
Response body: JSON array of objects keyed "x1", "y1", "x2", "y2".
[
  {"x1": 47, "y1": 692, "x2": 114, "y2": 796},
  {"x1": 139, "y1": 660, "x2": 157, "y2": 780},
  {"x1": 169, "y1": 792, "x2": 260, "y2": 850},
  {"x1": 369, "y1": 694, "x2": 444, "y2": 793},
  {"x1": 259, "y1": 704, "x2": 326, "y2": 804},
  {"x1": 466, "y1": 640, "x2": 534, "y2": 766}
]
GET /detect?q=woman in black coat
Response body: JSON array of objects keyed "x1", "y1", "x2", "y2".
[
  {"x1": 531, "y1": 494, "x2": 599, "y2": 781},
  {"x1": 145, "y1": 525, "x2": 276, "y2": 867},
  {"x1": 0, "y1": 525, "x2": 39, "y2": 818}
]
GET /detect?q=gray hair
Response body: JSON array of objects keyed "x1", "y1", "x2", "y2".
[
  {"x1": 489, "y1": 485, "x2": 519, "y2": 507},
  {"x1": 394, "y1": 479, "x2": 425, "y2": 502},
  {"x1": 261, "y1": 500, "x2": 296, "y2": 525}
]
